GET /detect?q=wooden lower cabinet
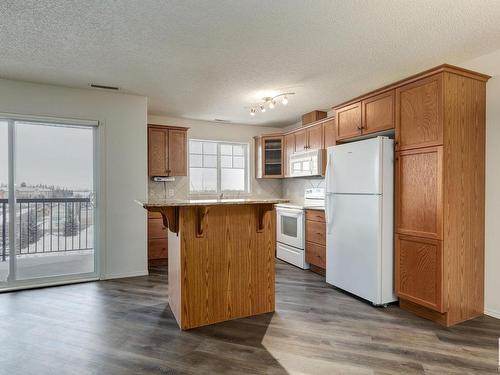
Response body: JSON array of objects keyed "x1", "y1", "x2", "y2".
[
  {"x1": 395, "y1": 235, "x2": 443, "y2": 312},
  {"x1": 148, "y1": 212, "x2": 168, "y2": 265},
  {"x1": 305, "y1": 209, "x2": 326, "y2": 273},
  {"x1": 306, "y1": 241, "x2": 326, "y2": 269}
]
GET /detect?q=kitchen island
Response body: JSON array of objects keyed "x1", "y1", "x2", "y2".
[{"x1": 139, "y1": 198, "x2": 288, "y2": 330}]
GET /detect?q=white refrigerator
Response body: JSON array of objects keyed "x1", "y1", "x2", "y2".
[{"x1": 325, "y1": 137, "x2": 397, "y2": 305}]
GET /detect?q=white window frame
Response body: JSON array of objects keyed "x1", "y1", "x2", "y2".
[{"x1": 189, "y1": 139, "x2": 250, "y2": 195}]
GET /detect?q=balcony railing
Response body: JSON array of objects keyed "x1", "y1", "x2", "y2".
[{"x1": 0, "y1": 197, "x2": 93, "y2": 261}]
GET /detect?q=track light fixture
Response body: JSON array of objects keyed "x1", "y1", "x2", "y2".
[{"x1": 247, "y1": 92, "x2": 295, "y2": 116}]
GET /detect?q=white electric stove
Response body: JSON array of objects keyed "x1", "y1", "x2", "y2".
[{"x1": 275, "y1": 188, "x2": 325, "y2": 268}]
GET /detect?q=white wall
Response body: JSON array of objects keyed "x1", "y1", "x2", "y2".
[
  {"x1": 147, "y1": 115, "x2": 283, "y2": 200},
  {"x1": 0, "y1": 79, "x2": 148, "y2": 280},
  {"x1": 460, "y1": 49, "x2": 500, "y2": 319}
]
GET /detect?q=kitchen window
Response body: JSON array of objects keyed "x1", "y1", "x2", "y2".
[{"x1": 189, "y1": 140, "x2": 249, "y2": 194}]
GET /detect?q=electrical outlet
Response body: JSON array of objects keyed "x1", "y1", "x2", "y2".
[{"x1": 168, "y1": 189, "x2": 175, "y2": 197}]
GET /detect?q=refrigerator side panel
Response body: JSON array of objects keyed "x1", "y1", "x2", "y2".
[{"x1": 381, "y1": 138, "x2": 397, "y2": 304}]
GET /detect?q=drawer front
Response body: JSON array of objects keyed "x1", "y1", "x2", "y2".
[
  {"x1": 305, "y1": 209, "x2": 325, "y2": 223},
  {"x1": 148, "y1": 238, "x2": 168, "y2": 260},
  {"x1": 306, "y1": 220, "x2": 326, "y2": 246},
  {"x1": 305, "y1": 241, "x2": 326, "y2": 269},
  {"x1": 148, "y1": 218, "x2": 168, "y2": 239}
]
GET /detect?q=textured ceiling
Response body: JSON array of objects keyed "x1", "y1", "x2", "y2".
[{"x1": 1, "y1": 1, "x2": 500, "y2": 127}]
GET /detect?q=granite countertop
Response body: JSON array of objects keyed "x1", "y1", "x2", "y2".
[{"x1": 138, "y1": 198, "x2": 289, "y2": 208}]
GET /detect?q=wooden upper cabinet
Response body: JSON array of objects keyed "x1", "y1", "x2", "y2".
[
  {"x1": 255, "y1": 135, "x2": 284, "y2": 178},
  {"x1": 168, "y1": 129, "x2": 187, "y2": 176},
  {"x1": 283, "y1": 133, "x2": 295, "y2": 177},
  {"x1": 148, "y1": 125, "x2": 188, "y2": 177},
  {"x1": 396, "y1": 74, "x2": 443, "y2": 150},
  {"x1": 148, "y1": 127, "x2": 169, "y2": 176},
  {"x1": 294, "y1": 129, "x2": 307, "y2": 152},
  {"x1": 323, "y1": 118, "x2": 336, "y2": 148},
  {"x1": 396, "y1": 146, "x2": 443, "y2": 239},
  {"x1": 336, "y1": 102, "x2": 362, "y2": 141},
  {"x1": 362, "y1": 90, "x2": 395, "y2": 134},
  {"x1": 307, "y1": 124, "x2": 323, "y2": 150},
  {"x1": 396, "y1": 234, "x2": 444, "y2": 312}
]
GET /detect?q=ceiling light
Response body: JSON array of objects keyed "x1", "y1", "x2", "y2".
[{"x1": 245, "y1": 92, "x2": 294, "y2": 116}]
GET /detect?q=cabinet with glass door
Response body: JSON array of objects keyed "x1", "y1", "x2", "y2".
[{"x1": 254, "y1": 135, "x2": 284, "y2": 178}]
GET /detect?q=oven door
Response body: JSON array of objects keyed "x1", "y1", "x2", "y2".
[{"x1": 276, "y1": 207, "x2": 304, "y2": 249}]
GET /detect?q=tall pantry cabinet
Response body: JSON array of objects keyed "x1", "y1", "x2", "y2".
[{"x1": 394, "y1": 66, "x2": 490, "y2": 326}]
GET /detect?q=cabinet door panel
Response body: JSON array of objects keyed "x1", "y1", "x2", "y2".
[
  {"x1": 262, "y1": 136, "x2": 283, "y2": 178},
  {"x1": 396, "y1": 235, "x2": 444, "y2": 312},
  {"x1": 283, "y1": 133, "x2": 295, "y2": 177},
  {"x1": 362, "y1": 90, "x2": 394, "y2": 134},
  {"x1": 396, "y1": 146, "x2": 442, "y2": 239},
  {"x1": 294, "y1": 130, "x2": 307, "y2": 152},
  {"x1": 323, "y1": 119, "x2": 336, "y2": 148},
  {"x1": 307, "y1": 124, "x2": 323, "y2": 150},
  {"x1": 148, "y1": 127, "x2": 168, "y2": 176},
  {"x1": 396, "y1": 74, "x2": 443, "y2": 150},
  {"x1": 168, "y1": 129, "x2": 187, "y2": 176},
  {"x1": 336, "y1": 102, "x2": 362, "y2": 141}
]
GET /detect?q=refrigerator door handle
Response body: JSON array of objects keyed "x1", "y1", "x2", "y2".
[
  {"x1": 325, "y1": 193, "x2": 334, "y2": 234},
  {"x1": 325, "y1": 151, "x2": 333, "y2": 194}
]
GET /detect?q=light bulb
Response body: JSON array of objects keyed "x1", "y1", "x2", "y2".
[
  {"x1": 282, "y1": 96, "x2": 288, "y2": 105},
  {"x1": 260, "y1": 105, "x2": 266, "y2": 112},
  {"x1": 269, "y1": 100, "x2": 276, "y2": 109},
  {"x1": 250, "y1": 108, "x2": 256, "y2": 116}
]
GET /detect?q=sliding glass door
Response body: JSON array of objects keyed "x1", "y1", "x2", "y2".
[
  {"x1": 0, "y1": 117, "x2": 98, "y2": 289},
  {"x1": 0, "y1": 121, "x2": 9, "y2": 283}
]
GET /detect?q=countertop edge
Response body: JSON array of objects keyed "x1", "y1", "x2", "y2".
[{"x1": 137, "y1": 198, "x2": 290, "y2": 208}]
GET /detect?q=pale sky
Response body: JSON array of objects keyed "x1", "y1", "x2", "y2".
[{"x1": 0, "y1": 121, "x2": 94, "y2": 190}]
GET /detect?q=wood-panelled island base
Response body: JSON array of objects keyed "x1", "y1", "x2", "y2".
[{"x1": 140, "y1": 198, "x2": 287, "y2": 330}]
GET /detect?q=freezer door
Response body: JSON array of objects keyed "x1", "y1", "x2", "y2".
[
  {"x1": 326, "y1": 194, "x2": 382, "y2": 304},
  {"x1": 331, "y1": 137, "x2": 382, "y2": 194},
  {"x1": 325, "y1": 147, "x2": 335, "y2": 194}
]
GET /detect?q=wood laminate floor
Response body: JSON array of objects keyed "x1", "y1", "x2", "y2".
[{"x1": 0, "y1": 260, "x2": 499, "y2": 374}]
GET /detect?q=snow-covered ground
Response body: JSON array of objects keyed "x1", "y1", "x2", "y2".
[{"x1": 0, "y1": 225, "x2": 95, "y2": 282}]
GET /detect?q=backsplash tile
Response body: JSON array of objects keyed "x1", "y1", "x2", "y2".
[
  {"x1": 282, "y1": 177, "x2": 325, "y2": 204},
  {"x1": 148, "y1": 175, "x2": 323, "y2": 204},
  {"x1": 148, "y1": 177, "x2": 282, "y2": 200}
]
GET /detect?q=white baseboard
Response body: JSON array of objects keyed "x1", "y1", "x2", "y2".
[
  {"x1": 485, "y1": 308, "x2": 500, "y2": 320},
  {"x1": 102, "y1": 269, "x2": 149, "y2": 280}
]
